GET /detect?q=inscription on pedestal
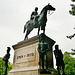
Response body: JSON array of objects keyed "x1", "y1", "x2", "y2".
[{"x1": 15, "y1": 45, "x2": 36, "y2": 64}]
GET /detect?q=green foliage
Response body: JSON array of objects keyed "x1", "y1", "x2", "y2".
[
  {"x1": 69, "y1": 10, "x2": 75, "y2": 15},
  {"x1": 0, "y1": 57, "x2": 4, "y2": 75},
  {"x1": 66, "y1": 34, "x2": 75, "y2": 39},
  {"x1": 62, "y1": 52, "x2": 75, "y2": 75},
  {"x1": 0, "y1": 57, "x2": 12, "y2": 75},
  {"x1": 71, "y1": 0, "x2": 75, "y2": 2},
  {"x1": 70, "y1": 49, "x2": 75, "y2": 55},
  {"x1": 69, "y1": 0, "x2": 75, "y2": 15},
  {"x1": 67, "y1": 0, "x2": 75, "y2": 39},
  {"x1": 69, "y1": 6, "x2": 75, "y2": 15}
]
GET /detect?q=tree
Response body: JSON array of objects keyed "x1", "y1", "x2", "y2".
[
  {"x1": 67, "y1": 0, "x2": 75, "y2": 39},
  {"x1": 71, "y1": 0, "x2": 75, "y2": 2},
  {"x1": 65, "y1": 1, "x2": 75, "y2": 74},
  {"x1": 69, "y1": 0, "x2": 75, "y2": 15},
  {"x1": 0, "y1": 57, "x2": 4, "y2": 75},
  {"x1": 70, "y1": 49, "x2": 75, "y2": 55},
  {"x1": 61, "y1": 52, "x2": 75, "y2": 75},
  {"x1": 66, "y1": 33, "x2": 75, "y2": 39},
  {"x1": 0, "y1": 57, "x2": 12, "y2": 75}
]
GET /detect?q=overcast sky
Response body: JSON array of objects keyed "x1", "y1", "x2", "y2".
[{"x1": 0, "y1": 0, "x2": 75, "y2": 63}]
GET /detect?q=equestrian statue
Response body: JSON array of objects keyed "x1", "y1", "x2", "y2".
[{"x1": 23, "y1": 3, "x2": 56, "y2": 40}]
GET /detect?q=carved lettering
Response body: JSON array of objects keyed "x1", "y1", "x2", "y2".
[
  {"x1": 17, "y1": 55, "x2": 23, "y2": 59},
  {"x1": 17, "y1": 53, "x2": 34, "y2": 60}
]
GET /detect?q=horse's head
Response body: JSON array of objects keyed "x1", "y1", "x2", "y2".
[{"x1": 47, "y1": 3, "x2": 56, "y2": 11}]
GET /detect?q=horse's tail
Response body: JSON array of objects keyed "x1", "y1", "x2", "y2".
[{"x1": 23, "y1": 24, "x2": 26, "y2": 33}]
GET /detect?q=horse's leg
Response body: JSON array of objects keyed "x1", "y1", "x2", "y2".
[
  {"x1": 43, "y1": 25, "x2": 45, "y2": 34},
  {"x1": 24, "y1": 30, "x2": 28, "y2": 40},
  {"x1": 38, "y1": 26, "x2": 40, "y2": 35},
  {"x1": 24, "y1": 29, "x2": 32, "y2": 40},
  {"x1": 43, "y1": 29, "x2": 45, "y2": 34}
]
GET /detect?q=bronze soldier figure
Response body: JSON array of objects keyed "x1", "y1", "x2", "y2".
[
  {"x1": 54, "y1": 45, "x2": 65, "y2": 75},
  {"x1": 3, "y1": 47, "x2": 11, "y2": 75},
  {"x1": 38, "y1": 33, "x2": 49, "y2": 70}
]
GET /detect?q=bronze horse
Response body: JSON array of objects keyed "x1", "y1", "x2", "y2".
[{"x1": 23, "y1": 4, "x2": 55, "y2": 40}]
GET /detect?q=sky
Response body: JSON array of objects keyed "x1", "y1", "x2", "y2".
[{"x1": 0, "y1": 0, "x2": 75, "y2": 64}]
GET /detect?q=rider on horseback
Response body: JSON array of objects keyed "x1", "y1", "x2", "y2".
[
  {"x1": 30, "y1": 7, "x2": 39, "y2": 27},
  {"x1": 30, "y1": 7, "x2": 38, "y2": 20},
  {"x1": 24, "y1": 4, "x2": 56, "y2": 40}
]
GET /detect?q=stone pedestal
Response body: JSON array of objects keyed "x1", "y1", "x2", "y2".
[{"x1": 8, "y1": 34, "x2": 58, "y2": 75}]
